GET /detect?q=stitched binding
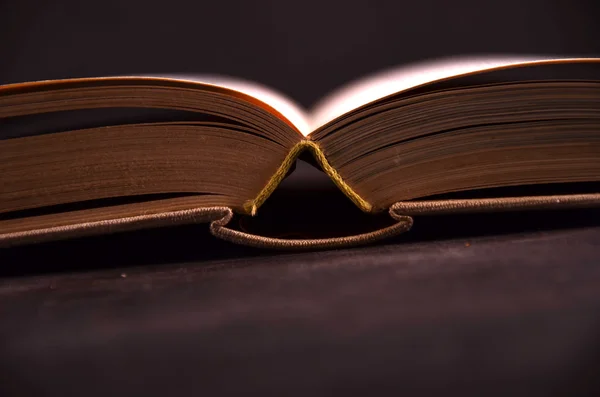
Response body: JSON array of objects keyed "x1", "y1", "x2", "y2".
[{"x1": 243, "y1": 140, "x2": 372, "y2": 215}]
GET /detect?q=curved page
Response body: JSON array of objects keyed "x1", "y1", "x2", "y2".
[
  {"x1": 149, "y1": 74, "x2": 310, "y2": 135},
  {"x1": 309, "y1": 55, "x2": 599, "y2": 131},
  {"x1": 0, "y1": 75, "x2": 309, "y2": 137}
]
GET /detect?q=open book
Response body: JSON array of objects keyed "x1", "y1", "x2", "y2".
[{"x1": 2, "y1": 56, "x2": 600, "y2": 249}]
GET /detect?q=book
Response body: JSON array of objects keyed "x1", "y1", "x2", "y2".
[{"x1": 2, "y1": 55, "x2": 600, "y2": 249}]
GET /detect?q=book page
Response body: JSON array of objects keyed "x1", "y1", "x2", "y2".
[
  {"x1": 151, "y1": 74, "x2": 311, "y2": 135},
  {"x1": 308, "y1": 55, "x2": 596, "y2": 131}
]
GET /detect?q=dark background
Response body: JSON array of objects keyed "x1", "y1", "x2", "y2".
[
  {"x1": 2, "y1": 0, "x2": 600, "y2": 107},
  {"x1": 2, "y1": 1, "x2": 600, "y2": 396}
]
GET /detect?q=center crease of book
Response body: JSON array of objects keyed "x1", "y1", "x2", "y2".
[{"x1": 243, "y1": 140, "x2": 373, "y2": 216}]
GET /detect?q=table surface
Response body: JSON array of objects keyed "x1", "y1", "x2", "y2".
[{"x1": 2, "y1": 221, "x2": 600, "y2": 397}]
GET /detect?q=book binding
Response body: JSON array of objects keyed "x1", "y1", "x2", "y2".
[{"x1": 2, "y1": 193, "x2": 600, "y2": 249}]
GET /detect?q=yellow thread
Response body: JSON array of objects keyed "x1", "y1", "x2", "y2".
[{"x1": 243, "y1": 140, "x2": 372, "y2": 215}]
